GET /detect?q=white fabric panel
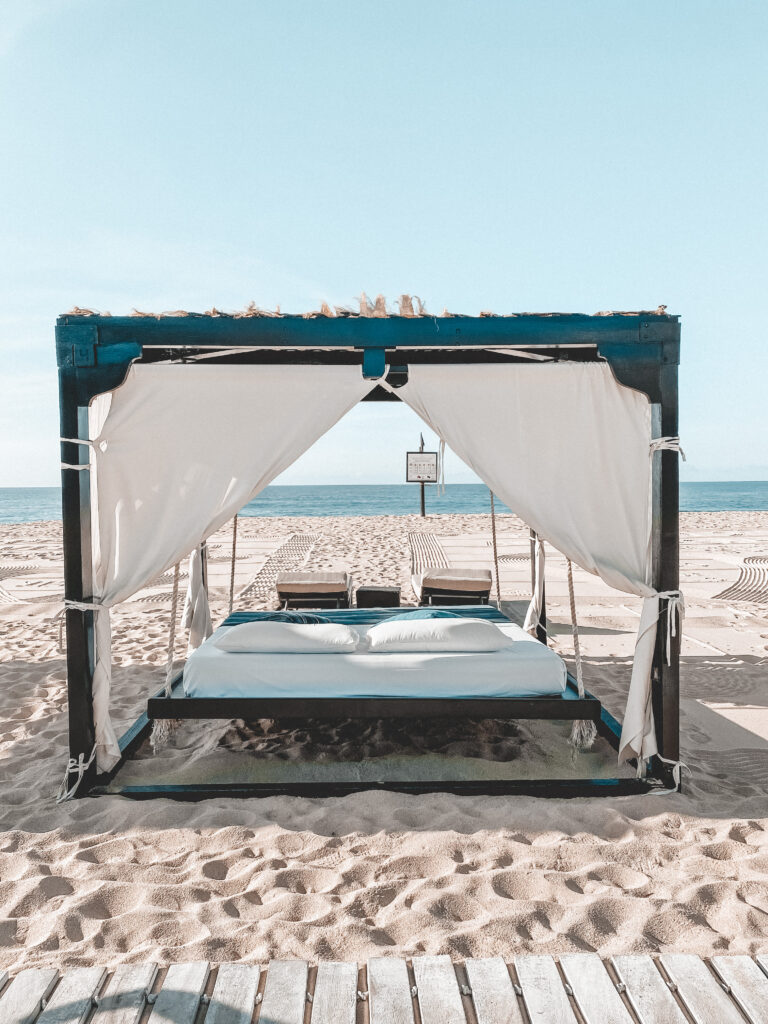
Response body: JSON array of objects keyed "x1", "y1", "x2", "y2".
[
  {"x1": 387, "y1": 362, "x2": 659, "y2": 765},
  {"x1": 183, "y1": 622, "x2": 567, "y2": 700},
  {"x1": 523, "y1": 535, "x2": 546, "y2": 635},
  {"x1": 87, "y1": 363, "x2": 374, "y2": 769},
  {"x1": 621, "y1": 595, "x2": 659, "y2": 763},
  {"x1": 390, "y1": 363, "x2": 654, "y2": 595},
  {"x1": 182, "y1": 546, "x2": 213, "y2": 654}
]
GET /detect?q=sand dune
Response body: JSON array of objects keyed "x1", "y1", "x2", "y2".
[{"x1": 0, "y1": 512, "x2": 766, "y2": 970}]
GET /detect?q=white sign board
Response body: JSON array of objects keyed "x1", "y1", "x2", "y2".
[{"x1": 406, "y1": 451, "x2": 438, "y2": 483}]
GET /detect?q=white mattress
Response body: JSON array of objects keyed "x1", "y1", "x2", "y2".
[{"x1": 182, "y1": 621, "x2": 567, "y2": 700}]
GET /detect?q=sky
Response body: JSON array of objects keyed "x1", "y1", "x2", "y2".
[{"x1": 1, "y1": 0, "x2": 766, "y2": 486}]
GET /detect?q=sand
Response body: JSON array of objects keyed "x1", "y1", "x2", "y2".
[{"x1": 0, "y1": 511, "x2": 766, "y2": 970}]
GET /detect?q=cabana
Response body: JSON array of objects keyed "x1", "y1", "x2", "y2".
[{"x1": 56, "y1": 303, "x2": 683, "y2": 799}]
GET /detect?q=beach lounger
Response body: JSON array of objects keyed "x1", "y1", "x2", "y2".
[
  {"x1": 412, "y1": 566, "x2": 493, "y2": 605},
  {"x1": 275, "y1": 570, "x2": 353, "y2": 609}
]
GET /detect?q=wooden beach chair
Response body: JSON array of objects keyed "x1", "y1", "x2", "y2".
[
  {"x1": 412, "y1": 566, "x2": 493, "y2": 606},
  {"x1": 275, "y1": 570, "x2": 353, "y2": 609}
]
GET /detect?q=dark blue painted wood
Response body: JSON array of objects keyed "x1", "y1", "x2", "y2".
[{"x1": 55, "y1": 312, "x2": 680, "y2": 362}]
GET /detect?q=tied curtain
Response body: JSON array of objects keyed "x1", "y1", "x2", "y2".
[
  {"x1": 86, "y1": 363, "x2": 375, "y2": 771},
  {"x1": 384, "y1": 362, "x2": 660, "y2": 766}
]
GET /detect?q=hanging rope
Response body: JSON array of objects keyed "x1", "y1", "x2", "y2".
[
  {"x1": 151, "y1": 562, "x2": 181, "y2": 751},
  {"x1": 228, "y1": 513, "x2": 239, "y2": 616},
  {"x1": 164, "y1": 562, "x2": 181, "y2": 695},
  {"x1": 489, "y1": 490, "x2": 501, "y2": 604},
  {"x1": 566, "y1": 558, "x2": 597, "y2": 752}
]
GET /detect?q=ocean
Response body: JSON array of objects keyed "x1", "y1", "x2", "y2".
[{"x1": 1, "y1": 482, "x2": 767, "y2": 525}]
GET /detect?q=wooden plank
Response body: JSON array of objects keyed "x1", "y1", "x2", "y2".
[
  {"x1": 559, "y1": 954, "x2": 634, "y2": 1023},
  {"x1": 37, "y1": 968, "x2": 107, "y2": 1024},
  {"x1": 368, "y1": 957, "x2": 416, "y2": 1024},
  {"x1": 148, "y1": 962, "x2": 210, "y2": 1024},
  {"x1": 92, "y1": 964, "x2": 158, "y2": 1024},
  {"x1": 660, "y1": 954, "x2": 745, "y2": 1024},
  {"x1": 514, "y1": 956, "x2": 577, "y2": 1024},
  {"x1": 0, "y1": 968, "x2": 59, "y2": 1024},
  {"x1": 412, "y1": 955, "x2": 465, "y2": 1024},
  {"x1": 711, "y1": 956, "x2": 768, "y2": 1024},
  {"x1": 205, "y1": 963, "x2": 260, "y2": 1024},
  {"x1": 611, "y1": 956, "x2": 687, "y2": 1024},
  {"x1": 464, "y1": 958, "x2": 525, "y2": 1024},
  {"x1": 311, "y1": 961, "x2": 358, "y2": 1024},
  {"x1": 258, "y1": 960, "x2": 307, "y2": 1024}
]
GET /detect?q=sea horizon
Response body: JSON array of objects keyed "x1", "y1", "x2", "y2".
[{"x1": 1, "y1": 480, "x2": 767, "y2": 524}]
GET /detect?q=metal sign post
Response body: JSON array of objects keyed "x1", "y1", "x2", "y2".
[{"x1": 406, "y1": 433, "x2": 438, "y2": 517}]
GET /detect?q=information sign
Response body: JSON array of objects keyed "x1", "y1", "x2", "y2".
[{"x1": 406, "y1": 451, "x2": 438, "y2": 483}]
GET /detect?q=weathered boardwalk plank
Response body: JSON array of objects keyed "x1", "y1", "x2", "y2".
[
  {"x1": 148, "y1": 962, "x2": 210, "y2": 1024},
  {"x1": 0, "y1": 968, "x2": 59, "y2": 1024},
  {"x1": 4, "y1": 955, "x2": 768, "y2": 1023},
  {"x1": 660, "y1": 954, "x2": 745, "y2": 1024},
  {"x1": 514, "y1": 955, "x2": 578, "y2": 1024},
  {"x1": 310, "y1": 961, "x2": 358, "y2": 1024},
  {"x1": 611, "y1": 956, "x2": 687, "y2": 1024},
  {"x1": 560, "y1": 954, "x2": 634, "y2": 1023},
  {"x1": 711, "y1": 955, "x2": 768, "y2": 1024},
  {"x1": 368, "y1": 957, "x2": 416, "y2": 1024},
  {"x1": 36, "y1": 968, "x2": 107, "y2": 1024},
  {"x1": 464, "y1": 957, "x2": 525, "y2": 1024},
  {"x1": 205, "y1": 963, "x2": 260, "y2": 1024},
  {"x1": 258, "y1": 959, "x2": 308, "y2": 1024},
  {"x1": 91, "y1": 964, "x2": 158, "y2": 1024},
  {"x1": 412, "y1": 955, "x2": 465, "y2": 1024}
]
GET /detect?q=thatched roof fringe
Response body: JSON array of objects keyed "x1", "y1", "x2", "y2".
[{"x1": 61, "y1": 300, "x2": 671, "y2": 320}]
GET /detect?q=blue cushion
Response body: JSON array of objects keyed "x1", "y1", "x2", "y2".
[
  {"x1": 240, "y1": 611, "x2": 331, "y2": 624},
  {"x1": 386, "y1": 609, "x2": 461, "y2": 622}
]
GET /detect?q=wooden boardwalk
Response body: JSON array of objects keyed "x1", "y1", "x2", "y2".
[{"x1": 1, "y1": 954, "x2": 768, "y2": 1024}]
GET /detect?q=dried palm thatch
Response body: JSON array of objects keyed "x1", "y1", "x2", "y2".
[{"x1": 61, "y1": 298, "x2": 671, "y2": 320}]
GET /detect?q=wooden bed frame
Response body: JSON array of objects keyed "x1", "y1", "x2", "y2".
[{"x1": 56, "y1": 310, "x2": 681, "y2": 798}]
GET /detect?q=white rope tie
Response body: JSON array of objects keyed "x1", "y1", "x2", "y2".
[
  {"x1": 635, "y1": 590, "x2": 685, "y2": 665},
  {"x1": 228, "y1": 514, "x2": 239, "y2": 616},
  {"x1": 654, "y1": 755, "x2": 691, "y2": 789},
  {"x1": 57, "y1": 599, "x2": 104, "y2": 652},
  {"x1": 59, "y1": 437, "x2": 96, "y2": 446},
  {"x1": 56, "y1": 744, "x2": 97, "y2": 803},
  {"x1": 60, "y1": 463, "x2": 91, "y2": 471},
  {"x1": 650, "y1": 436, "x2": 686, "y2": 461},
  {"x1": 489, "y1": 490, "x2": 501, "y2": 604}
]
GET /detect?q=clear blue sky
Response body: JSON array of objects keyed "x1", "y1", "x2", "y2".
[{"x1": 1, "y1": 0, "x2": 766, "y2": 486}]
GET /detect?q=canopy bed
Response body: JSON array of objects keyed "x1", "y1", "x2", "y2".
[{"x1": 56, "y1": 304, "x2": 683, "y2": 799}]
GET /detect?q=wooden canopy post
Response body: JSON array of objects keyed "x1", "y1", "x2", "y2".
[
  {"x1": 58, "y1": 367, "x2": 98, "y2": 796},
  {"x1": 652, "y1": 361, "x2": 681, "y2": 785}
]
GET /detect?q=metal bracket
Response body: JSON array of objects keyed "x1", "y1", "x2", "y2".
[{"x1": 361, "y1": 347, "x2": 387, "y2": 379}]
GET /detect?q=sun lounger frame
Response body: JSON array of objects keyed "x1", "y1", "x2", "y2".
[{"x1": 56, "y1": 310, "x2": 681, "y2": 797}]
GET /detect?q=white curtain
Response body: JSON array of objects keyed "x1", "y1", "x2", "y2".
[
  {"x1": 385, "y1": 362, "x2": 664, "y2": 766},
  {"x1": 85, "y1": 363, "x2": 375, "y2": 770},
  {"x1": 523, "y1": 535, "x2": 546, "y2": 636}
]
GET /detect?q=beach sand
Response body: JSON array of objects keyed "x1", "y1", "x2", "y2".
[{"x1": 0, "y1": 511, "x2": 766, "y2": 970}]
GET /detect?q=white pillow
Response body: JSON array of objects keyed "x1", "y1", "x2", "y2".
[
  {"x1": 213, "y1": 621, "x2": 361, "y2": 653},
  {"x1": 365, "y1": 617, "x2": 514, "y2": 653}
]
